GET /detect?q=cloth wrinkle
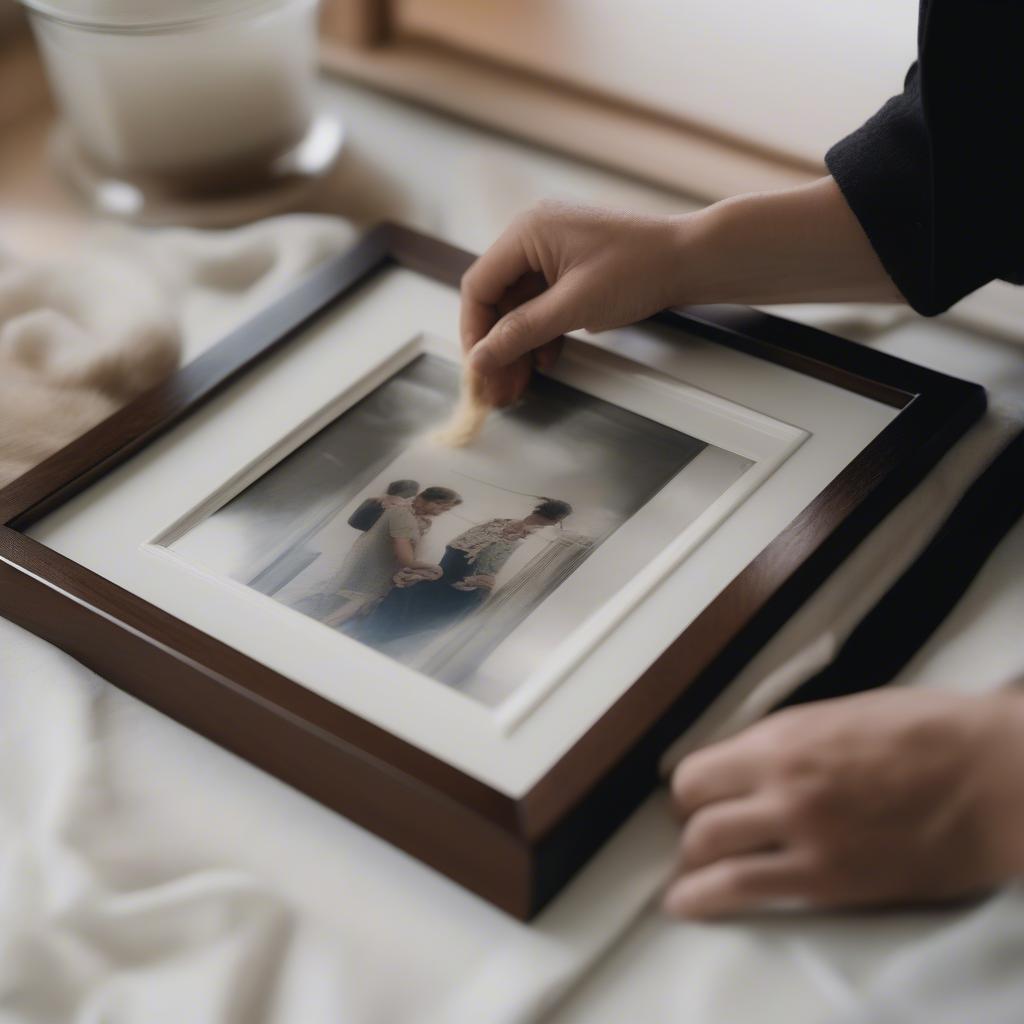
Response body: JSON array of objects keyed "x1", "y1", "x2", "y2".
[{"x1": 1, "y1": 217, "x2": 363, "y2": 1024}]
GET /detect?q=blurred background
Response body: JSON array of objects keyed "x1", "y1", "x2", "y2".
[
  {"x1": 2, "y1": 0, "x2": 917, "y2": 207},
  {"x1": 4, "y1": 0, "x2": 1020, "y2": 337},
  {"x1": 320, "y1": 0, "x2": 917, "y2": 197}
]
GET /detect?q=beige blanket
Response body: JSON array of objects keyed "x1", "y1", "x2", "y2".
[
  {"x1": 0, "y1": 243, "x2": 180, "y2": 488},
  {"x1": 0, "y1": 215, "x2": 354, "y2": 490}
]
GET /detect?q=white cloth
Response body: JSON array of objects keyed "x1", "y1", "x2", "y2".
[
  {"x1": 828, "y1": 886, "x2": 1024, "y2": 1024},
  {"x1": 550, "y1": 414, "x2": 1024, "y2": 1024},
  {"x1": 1, "y1": 216, "x2": 1023, "y2": 1024}
]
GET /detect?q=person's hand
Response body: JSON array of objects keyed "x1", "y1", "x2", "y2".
[
  {"x1": 665, "y1": 689, "x2": 1024, "y2": 918},
  {"x1": 453, "y1": 573, "x2": 497, "y2": 592},
  {"x1": 411, "y1": 561, "x2": 443, "y2": 574},
  {"x1": 459, "y1": 180, "x2": 902, "y2": 406},
  {"x1": 460, "y1": 200, "x2": 691, "y2": 405},
  {"x1": 393, "y1": 564, "x2": 442, "y2": 587}
]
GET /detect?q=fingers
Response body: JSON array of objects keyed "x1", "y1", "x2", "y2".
[
  {"x1": 460, "y1": 210, "x2": 573, "y2": 399},
  {"x1": 535, "y1": 336, "x2": 565, "y2": 371},
  {"x1": 671, "y1": 735, "x2": 763, "y2": 818},
  {"x1": 676, "y1": 796, "x2": 782, "y2": 874},
  {"x1": 469, "y1": 275, "x2": 582, "y2": 374},
  {"x1": 475, "y1": 357, "x2": 533, "y2": 408},
  {"x1": 663, "y1": 851, "x2": 812, "y2": 919},
  {"x1": 459, "y1": 225, "x2": 535, "y2": 355}
]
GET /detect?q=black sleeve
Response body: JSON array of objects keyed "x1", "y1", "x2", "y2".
[
  {"x1": 825, "y1": 0, "x2": 1024, "y2": 315},
  {"x1": 347, "y1": 498, "x2": 384, "y2": 532}
]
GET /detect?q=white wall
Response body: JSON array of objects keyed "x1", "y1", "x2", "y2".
[{"x1": 398, "y1": 0, "x2": 919, "y2": 164}]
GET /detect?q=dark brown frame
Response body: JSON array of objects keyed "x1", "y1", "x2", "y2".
[{"x1": 0, "y1": 224, "x2": 985, "y2": 919}]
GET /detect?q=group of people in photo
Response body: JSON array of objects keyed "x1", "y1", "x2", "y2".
[{"x1": 320, "y1": 478, "x2": 573, "y2": 646}]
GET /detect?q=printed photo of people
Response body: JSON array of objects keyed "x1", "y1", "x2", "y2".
[{"x1": 169, "y1": 354, "x2": 751, "y2": 703}]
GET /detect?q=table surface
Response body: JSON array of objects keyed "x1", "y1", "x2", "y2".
[{"x1": 3, "y1": 45, "x2": 1024, "y2": 1023}]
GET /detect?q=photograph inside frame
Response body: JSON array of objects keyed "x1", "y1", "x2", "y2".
[{"x1": 166, "y1": 351, "x2": 754, "y2": 706}]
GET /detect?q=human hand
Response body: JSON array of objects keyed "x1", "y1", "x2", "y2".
[
  {"x1": 393, "y1": 564, "x2": 442, "y2": 587},
  {"x1": 411, "y1": 561, "x2": 443, "y2": 574},
  {"x1": 453, "y1": 573, "x2": 496, "y2": 592},
  {"x1": 460, "y1": 200, "x2": 691, "y2": 405},
  {"x1": 665, "y1": 689, "x2": 1024, "y2": 918},
  {"x1": 460, "y1": 180, "x2": 901, "y2": 406}
]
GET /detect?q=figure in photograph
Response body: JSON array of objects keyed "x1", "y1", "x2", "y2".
[
  {"x1": 346, "y1": 478, "x2": 420, "y2": 532},
  {"x1": 319, "y1": 485, "x2": 462, "y2": 629},
  {"x1": 356, "y1": 499, "x2": 573, "y2": 645}
]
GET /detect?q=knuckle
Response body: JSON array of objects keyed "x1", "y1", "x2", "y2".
[
  {"x1": 798, "y1": 776, "x2": 834, "y2": 813},
  {"x1": 516, "y1": 204, "x2": 545, "y2": 231},
  {"x1": 803, "y1": 842, "x2": 837, "y2": 876},
  {"x1": 757, "y1": 742, "x2": 797, "y2": 783},
  {"x1": 760, "y1": 732, "x2": 818, "y2": 782},
  {"x1": 776, "y1": 790, "x2": 815, "y2": 834},
  {"x1": 533, "y1": 197, "x2": 568, "y2": 220},
  {"x1": 777, "y1": 779, "x2": 835, "y2": 835},
  {"x1": 775, "y1": 787, "x2": 807, "y2": 824},
  {"x1": 520, "y1": 198, "x2": 577, "y2": 238},
  {"x1": 782, "y1": 782, "x2": 823, "y2": 823}
]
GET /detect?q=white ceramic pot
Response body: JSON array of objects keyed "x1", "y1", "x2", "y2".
[{"x1": 22, "y1": 0, "x2": 321, "y2": 186}]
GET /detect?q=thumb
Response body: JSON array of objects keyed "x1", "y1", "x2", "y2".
[{"x1": 468, "y1": 277, "x2": 582, "y2": 373}]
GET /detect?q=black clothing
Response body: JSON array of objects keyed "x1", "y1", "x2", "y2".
[
  {"x1": 825, "y1": 0, "x2": 1024, "y2": 315},
  {"x1": 777, "y1": 429, "x2": 1024, "y2": 710},
  {"x1": 348, "y1": 498, "x2": 385, "y2": 532},
  {"x1": 357, "y1": 547, "x2": 486, "y2": 646}
]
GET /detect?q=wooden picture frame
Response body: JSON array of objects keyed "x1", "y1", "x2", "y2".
[{"x1": 0, "y1": 224, "x2": 985, "y2": 919}]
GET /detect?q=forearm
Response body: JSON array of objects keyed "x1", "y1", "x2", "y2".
[{"x1": 671, "y1": 176, "x2": 903, "y2": 307}]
